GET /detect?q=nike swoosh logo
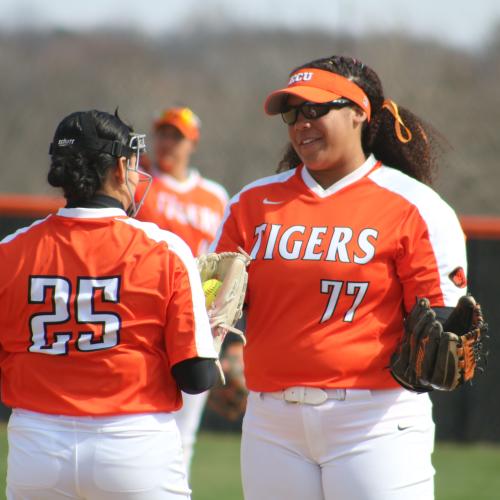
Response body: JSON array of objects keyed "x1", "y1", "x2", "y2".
[
  {"x1": 397, "y1": 424, "x2": 411, "y2": 431},
  {"x1": 263, "y1": 198, "x2": 284, "y2": 205}
]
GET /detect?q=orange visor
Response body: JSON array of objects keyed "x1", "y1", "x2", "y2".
[
  {"x1": 264, "y1": 68, "x2": 371, "y2": 122},
  {"x1": 153, "y1": 107, "x2": 201, "y2": 142}
]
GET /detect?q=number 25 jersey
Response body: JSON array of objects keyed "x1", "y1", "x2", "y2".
[
  {"x1": 0, "y1": 207, "x2": 216, "y2": 416},
  {"x1": 210, "y1": 155, "x2": 467, "y2": 391}
]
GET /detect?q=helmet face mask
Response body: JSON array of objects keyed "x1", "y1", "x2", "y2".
[
  {"x1": 125, "y1": 132, "x2": 152, "y2": 217},
  {"x1": 127, "y1": 133, "x2": 146, "y2": 171}
]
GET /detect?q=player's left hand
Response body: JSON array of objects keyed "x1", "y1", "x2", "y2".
[{"x1": 390, "y1": 295, "x2": 488, "y2": 392}]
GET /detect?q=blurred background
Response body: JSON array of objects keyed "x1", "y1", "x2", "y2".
[
  {"x1": 1, "y1": 0, "x2": 500, "y2": 214},
  {"x1": 1, "y1": 1, "x2": 500, "y2": 499}
]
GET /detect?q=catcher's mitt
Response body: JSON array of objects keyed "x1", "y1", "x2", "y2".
[
  {"x1": 197, "y1": 250, "x2": 250, "y2": 355},
  {"x1": 390, "y1": 295, "x2": 488, "y2": 393}
]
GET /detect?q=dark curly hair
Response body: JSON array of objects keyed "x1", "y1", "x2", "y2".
[
  {"x1": 277, "y1": 55, "x2": 444, "y2": 185},
  {"x1": 48, "y1": 110, "x2": 133, "y2": 203}
]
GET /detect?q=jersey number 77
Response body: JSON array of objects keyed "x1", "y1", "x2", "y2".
[{"x1": 320, "y1": 279, "x2": 369, "y2": 323}]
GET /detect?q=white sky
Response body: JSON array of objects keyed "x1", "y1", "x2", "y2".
[{"x1": 1, "y1": 0, "x2": 499, "y2": 51}]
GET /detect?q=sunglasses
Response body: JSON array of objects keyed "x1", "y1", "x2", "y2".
[{"x1": 281, "y1": 98, "x2": 352, "y2": 125}]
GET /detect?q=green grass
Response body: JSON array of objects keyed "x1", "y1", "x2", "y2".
[
  {"x1": 0, "y1": 426, "x2": 499, "y2": 499},
  {"x1": 433, "y1": 443, "x2": 500, "y2": 500},
  {"x1": 190, "y1": 432, "x2": 243, "y2": 500}
]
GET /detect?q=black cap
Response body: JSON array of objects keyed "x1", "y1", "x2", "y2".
[{"x1": 49, "y1": 111, "x2": 134, "y2": 158}]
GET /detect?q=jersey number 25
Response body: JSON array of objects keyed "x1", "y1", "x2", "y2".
[{"x1": 28, "y1": 275, "x2": 121, "y2": 355}]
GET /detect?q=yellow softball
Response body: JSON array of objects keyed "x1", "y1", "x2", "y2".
[{"x1": 202, "y1": 279, "x2": 223, "y2": 308}]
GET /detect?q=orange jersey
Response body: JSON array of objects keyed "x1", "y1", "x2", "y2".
[
  {"x1": 211, "y1": 155, "x2": 467, "y2": 392},
  {"x1": 135, "y1": 169, "x2": 228, "y2": 256},
  {"x1": 0, "y1": 207, "x2": 216, "y2": 416}
]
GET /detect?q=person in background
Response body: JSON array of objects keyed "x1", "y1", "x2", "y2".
[
  {"x1": 206, "y1": 332, "x2": 247, "y2": 424},
  {"x1": 0, "y1": 109, "x2": 218, "y2": 499},
  {"x1": 135, "y1": 106, "x2": 229, "y2": 473}
]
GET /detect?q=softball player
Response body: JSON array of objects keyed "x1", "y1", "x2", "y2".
[
  {"x1": 135, "y1": 106, "x2": 228, "y2": 473},
  {"x1": 0, "y1": 110, "x2": 218, "y2": 499},
  {"x1": 210, "y1": 56, "x2": 467, "y2": 500}
]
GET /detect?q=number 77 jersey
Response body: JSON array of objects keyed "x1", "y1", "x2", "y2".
[{"x1": 210, "y1": 156, "x2": 467, "y2": 392}]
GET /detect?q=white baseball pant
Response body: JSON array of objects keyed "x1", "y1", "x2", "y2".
[
  {"x1": 241, "y1": 388, "x2": 435, "y2": 500},
  {"x1": 174, "y1": 391, "x2": 209, "y2": 475},
  {"x1": 7, "y1": 409, "x2": 191, "y2": 500}
]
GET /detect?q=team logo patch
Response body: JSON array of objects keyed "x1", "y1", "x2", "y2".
[{"x1": 449, "y1": 267, "x2": 467, "y2": 288}]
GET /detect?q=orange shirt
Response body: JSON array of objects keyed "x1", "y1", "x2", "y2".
[
  {"x1": 0, "y1": 207, "x2": 216, "y2": 416},
  {"x1": 210, "y1": 155, "x2": 467, "y2": 391},
  {"x1": 136, "y1": 169, "x2": 228, "y2": 256}
]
